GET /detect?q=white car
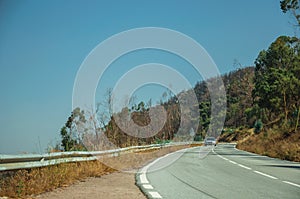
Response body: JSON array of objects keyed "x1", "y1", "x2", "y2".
[{"x1": 204, "y1": 137, "x2": 217, "y2": 146}]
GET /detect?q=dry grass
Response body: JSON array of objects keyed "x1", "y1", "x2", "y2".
[
  {"x1": 219, "y1": 127, "x2": 253, "y2": 143},
  {"x1": 103, "y1": 145, "x2": 191, "y2": 172},
  {"x1": 0, "y1": 161, "x2": 115, "y2": 198},
  {"x1": 237, "y1": 129, "x2": 300, "y2": 162},
  {"x1": 0, "y1": 145, "x2": 195, "y2": 198}
]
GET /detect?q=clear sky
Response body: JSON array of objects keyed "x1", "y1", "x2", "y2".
[{"x1": 0, "y1": 0, "x2": 295, "y2": 154}]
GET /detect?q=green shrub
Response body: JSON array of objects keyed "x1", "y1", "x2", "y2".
[{"x1": 254, "y1": 119, "x2": 263, "y2": 134}]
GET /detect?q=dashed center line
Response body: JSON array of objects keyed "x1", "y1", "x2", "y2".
[
  {"x1": 217, "y1": 155, "x2": 229, "y2": 161},
  {"x1": 237, "y1": 164, "x2": 251, "y2": 170},
  {"x1": 218, "y1": 147, "x2": 300, "y2": 189},
  {"x1": 213, "y1": 147, "x2": 296, "y2": 183},
  {"x1": 254, "y1": 170, "x2": 278, "y2": 180},
  {"x1": 229, "y1": 160, "x2": 237, "y2": 164},
  {"x1": 282, "y1": 181, "x2": 300, "y2": 188},
  {"x1": 139, "y1": 145, "x2": 300, "y2": 199},
  {"x1": 217, "y1": 146, "x2": 300, "y2": 191},
  {"x1": 214, "y1": 148, "x2": 281, "y2": 181}
]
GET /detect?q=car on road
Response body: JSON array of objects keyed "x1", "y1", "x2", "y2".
[{"x1": 204, "y1": 137, "x2": 217, "y2": 146}]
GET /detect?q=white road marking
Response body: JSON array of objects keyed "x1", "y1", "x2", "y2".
[
  {"x1": 141, "y1": 166, "x2": 148, "y2": 173},
  {"x1": 199, "y1": 146, "x2": 212, "y2": 159},
  {"x1": 229, "y1": 160, "x2": 237, "y2": 164},
  {"x1": 140, "y1": 155, "x2": 168, "y2": 184},
  {"x1": 143, "y1": 184, "x2": 154, "y2": 189},
  {"x1": 149, "y1": 191, "x2": 162, "y2": 198},
  {"x1": 215, "y1": 148, "x2": 252, "y2": 170},
  {"x1": 140, "y1": 173, "x2": 149, "y2": 184},
  {"x1": 237, "y1": 164, "x2": 251, "y2": 170},
  {"x1": 254, "y1": 170, "x2": 278, "y2": 180},
  {"x1": 217, "y1": 154, "x2": 228, "y2": 161},
  {"x1": 138, "y1": 147, "x2": 194, "y2": 198},
  {"x1": 214, "y1": 144, "x2": 300, "y2": 190},
  {"x1": 282, "y1": 181, "x2": 300, "y2": 188},
  {"x1": 213, "y1": 148, "x2": 229, "y2": 161}
]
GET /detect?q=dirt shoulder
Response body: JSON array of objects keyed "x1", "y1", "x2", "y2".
[
  {"x1": 1, "y1": 145, "x2": 199, "y2": 198},
  {"x1": 36, "y1": 172, "x2": 146, "y2": 199},
  {"x1": 35, "y1": 145, "x2": 200, "y2": 199}
]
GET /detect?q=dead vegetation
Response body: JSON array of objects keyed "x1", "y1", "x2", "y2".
[
  {"x1": 219, "y1": 127, "x2": 300, "y2": 162},
  {"x1": 218, "y1": 128, "x2": 253, "y2": 143},
  {"x1": 0, "y1": 161, "x2": 114, "y2": 198},
  {"x1": 0, "y1": 145, "x2": 196, "y2": 198},
  {"x1": 237, "y1": 129, "x2": 300, "y2": 162}
]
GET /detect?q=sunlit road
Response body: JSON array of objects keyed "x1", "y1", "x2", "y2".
[{"x1": 137, "y1": 144, "x2": 300, "y2": 199}]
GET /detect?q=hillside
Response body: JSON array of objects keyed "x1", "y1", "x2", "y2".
[
  {"x1": 61, "y1": 37, "x2": 299, "y2": 163},
  {"x1": 219, "y1": 127, "x2": 300, "y2": 162},
  {"x1": 98, "y1": 66, "x2": 256, "y2": 147}
]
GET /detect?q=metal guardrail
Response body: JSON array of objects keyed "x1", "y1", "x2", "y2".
[{"x1": 0, "y1": 142, "x2": 193, "y2": 171}]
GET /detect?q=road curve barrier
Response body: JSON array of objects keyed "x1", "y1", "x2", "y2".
[{"x1": 0, "y1": 142, "x2": 196, "y2": 171}]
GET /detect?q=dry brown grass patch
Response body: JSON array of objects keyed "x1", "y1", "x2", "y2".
[
  {"x1": 237, "y1": 129, "x2": 300, "y2": 162},
  {"x1": 0, "y1": 161, "x2": 114, "y2": 198},
  {"x1": 0, "y1": 144, "x2": 194, "y2": 198}
]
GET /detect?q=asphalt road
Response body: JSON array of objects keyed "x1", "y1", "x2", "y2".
[{"x1": 136, "y1": 144, "x2": 300, "y2": 199}]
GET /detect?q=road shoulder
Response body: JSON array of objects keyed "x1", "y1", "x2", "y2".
[{"x1": 36, "y1": 172, "x2": 146, "y2": 199}]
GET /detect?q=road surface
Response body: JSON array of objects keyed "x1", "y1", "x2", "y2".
[{"x1": 136, "y1": 144, "x2": 300, "y2": 199}]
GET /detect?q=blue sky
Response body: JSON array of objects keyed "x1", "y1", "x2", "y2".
[{"x1": 0, "y1": 0, "x2": 295, "y2": 154}]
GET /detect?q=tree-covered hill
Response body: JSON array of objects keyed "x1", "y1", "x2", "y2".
[{"x1": 58, "y1": 0, "x2": 299, "y2": 161}]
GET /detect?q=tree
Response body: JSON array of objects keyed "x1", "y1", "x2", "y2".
[
  {"x1": 252, "y1": 36, "x2": 300, "y2": 127},
  {"x1": 60, "y1": 126, "x2": 75, "y2": 151},
  {"x1": 98, "y1": 88, "x2": 114, "y2": 131},
  {"x1": 60, "y1": 107, "x2": 86, "y2": 151},
  {"x1": 254, "y1": 119, "x2": 263, "y2": 134},
  {"x1": 280, "y1": 0, "x2": 300, "y2": 27}
]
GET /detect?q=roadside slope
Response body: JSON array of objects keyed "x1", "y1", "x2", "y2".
[{"x1": 219, "y1": 128, "x2": 300, "y2": 162}]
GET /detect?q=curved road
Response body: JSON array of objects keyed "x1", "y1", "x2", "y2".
[{"x1": 136, "y1": 144, "x2": 300, "y2": 199}]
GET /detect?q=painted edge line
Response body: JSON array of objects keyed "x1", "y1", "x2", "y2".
[
  {"x1": 254, "y1": 170, "x2": 278, "y2": 179},
  {"x1": 138, "y1": 147, "x2": 199, "y2": 199},
  {"x1": 140, "y1": 173, "x2": 149, "y2": 184},
  {"x1": 143, "y1": 184, "x2": 154, "y2": 189},
  {"x1": 149, "y1": 191, "x2": 162, "y2": 198},
  {"x1": 282, "y1": 181, "x2": 300, "y2": 188}
]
